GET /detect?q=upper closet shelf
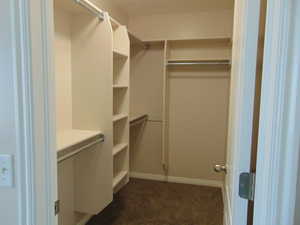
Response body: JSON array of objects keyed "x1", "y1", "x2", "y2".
[
  {"x1": 167, "y1": 59, "x2": 231, "y2": 66},
  {"x1": 113, "y1": 49, "x2": 129, "y2": 58},
  {"x1": 128, "y1": 31, "x2": 148, "y2": 49},
  {"x1": 57, "y1": 129, "x2": 104, "y2": 162}
]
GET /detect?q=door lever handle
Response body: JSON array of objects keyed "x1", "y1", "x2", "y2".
[{"x1": 214, "y1": 165, "x2": 227, "y2": 173}]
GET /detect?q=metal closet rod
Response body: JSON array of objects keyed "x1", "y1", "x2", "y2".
[
  {"x1": 74, "y1": 0, "x2": 105, "y2": 20},
  {"x1": 167, "y1": 60, "x2": 231, "y2": 66},
  {"x1": 74, "y1": 0, "x2": 147, "y2": 49}
]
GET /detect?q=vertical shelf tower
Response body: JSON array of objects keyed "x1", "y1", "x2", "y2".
[{"x1": 110, "y1": 21, "x2": 130, "y2": 192}]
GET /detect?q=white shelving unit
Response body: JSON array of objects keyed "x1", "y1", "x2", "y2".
[
  {"x1": 113, "y1": 49, "x2": 129, "y2": 58},
  {"x1": 111, "y1": 20, "x2": 130, "y2": 193},
  {"x1": 113, "y1": 84, "x2": 129, "y2": 89},
  {"x1": 54, "y1": 4, "x2": 114, "y2": 224},
  {"x1": 113, "y1": 114, "x2": 128, "y2": 122},
  {"x1": 113, "y1": 143, "x2": 128, "y2": 156},
  {"x1": 112, "y1": 171, "x2": 128, "y2": 188}
]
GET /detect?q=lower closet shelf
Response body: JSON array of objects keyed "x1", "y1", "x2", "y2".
[
  {"x1": 130, "y1": 114, "x2": 148, "y2": 126},
  {"x1": 56, "y1": 129, "x2": 104, "y2": 163},
  {"x1": 113, "y1": 171, "x2": 128, "y2": 188},
  {"x1": 113, "y1": 143, "x2": 128, "y2": 156}
]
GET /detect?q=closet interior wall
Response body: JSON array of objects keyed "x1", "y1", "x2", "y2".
[
  {"x1": 130, "y1": 42, "x2": 165, "y2": 176},
  {"x1": 129, "y1": 9, "x2": 234, "y2": 185}
]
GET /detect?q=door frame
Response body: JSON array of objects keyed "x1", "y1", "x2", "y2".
[
  {"x1": 10, "y1": 0, "x2": 57, "y2": 224},
  {"x1": 226, "y1": 0, "x2": 300, "y2": 224},
  {"x1": 13, "y1": 0, "x2": 299, "y2": 225},
  {"x1": 224, "y1": 0, "x2": 261, "y2": 224},
  {"x1": 254, "y1": 0, "x2": 300, "y2": 224}
]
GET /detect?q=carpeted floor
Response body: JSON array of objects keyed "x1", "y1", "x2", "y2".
[{"x1": 87, "y1": 178, "x2": 223, "y2": 225}]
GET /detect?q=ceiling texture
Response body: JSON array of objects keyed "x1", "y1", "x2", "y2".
[{"x1": 110, "y1": 0, "x2": 234, "y2": 17}]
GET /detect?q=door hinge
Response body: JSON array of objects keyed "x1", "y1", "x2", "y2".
[
  {"x1": 54, "y1": 200, "x2": 60, "y2": 215},
  {"x1": 239, "y1": 172, "x2": 255, "y2": 201}
]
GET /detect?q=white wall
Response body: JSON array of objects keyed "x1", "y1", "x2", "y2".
[
  {"x1": 130, "y1": 10, "x2": 233, "y2": 184},
  {"x1": 55, "y1": 8, "x2": 73, "y2": 131},
  {"x1": 0, "y1": 1, "x2": 22, "y2": 225},
  {"x1": 130, "y1": 44, "x2": 165, "y2": 176},
  {"x1": 129, "y1": 10, "x2": 233, "y2": 41}
]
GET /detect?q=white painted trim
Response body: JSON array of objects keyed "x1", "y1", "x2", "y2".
[
  {"x1": 253, "y1": 0, "x2": 300, "y2": 225},
  {"x1": 222, "y1": 184, "x2": 232, "y2": 225},
  {"x1": 167, "y1": 176, "x2": 222, "y2": 188},
  {"x1": 226, "y1": 0, "x2": 261, "y2": 224},
  {"x1": 13, "y1": 0, "x2": 57, "y2": 224},
  {"x1": 11, "y1": 0, "x2": 35, "y2": 224},
  {"x1": 130, "y1": 172, "x2": 166, "y2": 182},
  {"x1": 130, "y1": 172, "x2": 223, "y2": 188}
]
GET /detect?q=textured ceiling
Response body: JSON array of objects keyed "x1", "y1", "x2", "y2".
[{"x1": 110, "y1": 0, "x2": 234, "y2": 16}]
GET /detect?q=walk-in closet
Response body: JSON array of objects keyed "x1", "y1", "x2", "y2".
[{"x1": 53, "y1": 0, "x2": 234, "y2": 225}]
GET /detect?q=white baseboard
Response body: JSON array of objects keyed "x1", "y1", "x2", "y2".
[
  {"x1": 76, "y1": 214, "x2": 93, "y2": 225},
  {"x1": 168, "y1": 175, "x2": 223, "y2": 187},
  {"x1": 130, "y1": 172, "x2": 223, "y2": 188},
  {"x1": 130, "y1": 172, "x2": 166, "y2": 182},
  {"x1": 222, "y1": 184, "x2": 232, "y2": 225}
]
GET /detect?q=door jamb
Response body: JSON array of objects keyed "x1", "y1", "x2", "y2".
[
  {"x1": 13, "y1": 0, "x2": 57, "y2": 224},
  {"x1": 254, "y1": 0, "x2": 300, "y2": 224}
]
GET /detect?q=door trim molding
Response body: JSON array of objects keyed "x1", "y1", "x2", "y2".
[
  {"x1": 226, "y1": 0, "x2": 261, "y2": 224},
  {"x1": 13, "y1": 0, "x2": 57, "y2": 224},
  {"x1": 222, "y1": 185, "x2": 232, "y2": 225},
  {"x1": 254, "y1": 0, "x2": 300, "y2": 224}
]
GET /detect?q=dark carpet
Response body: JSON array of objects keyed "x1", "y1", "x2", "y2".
[{"x1": 87, "y1": 178, "x2": 223, "y2": 225}]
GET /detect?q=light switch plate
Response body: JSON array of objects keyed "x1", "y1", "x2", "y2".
[{"x1": 0, "y1": 154, "x2": 14, "y2": 187}]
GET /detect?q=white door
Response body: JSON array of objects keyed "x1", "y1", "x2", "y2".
[{"x1": 223, "y1": 0, "x2": 262, "y2": 224}]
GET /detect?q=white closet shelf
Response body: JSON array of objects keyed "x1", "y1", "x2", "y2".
[
  {"x1": 113, "y1": 143, "x2": 128, "y2": 156},
  {"x1": 130, "y1": 114, "x2": 149, "y2": 126},
  {"x1": 56, "y1": 129, "x2": 104, "y2": 162},
  {"x1": 113, "y1": 171, "x2": 128, "y2": 188},
  {"x1": 113, "y1": 114, "x2": 128, "y2": 122},
  {"x1": 113, "y1": 49, "x2": 128, "y2": 58},
  {"x1": 113, "y1": 84, "x2": 129, "y2": 89}
]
